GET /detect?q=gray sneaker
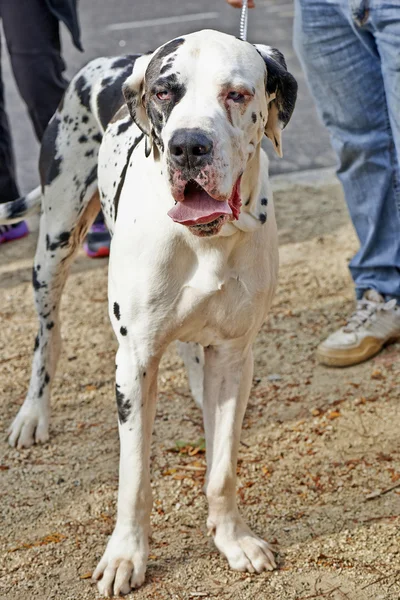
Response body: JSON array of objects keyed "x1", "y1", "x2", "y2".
[{"x1": 316, "y1": 290, "x2": 400, "y2": 367}]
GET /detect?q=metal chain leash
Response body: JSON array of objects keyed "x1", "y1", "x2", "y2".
[{"x1": 239, "y1": 0, "x2": 248, "y2": 41}]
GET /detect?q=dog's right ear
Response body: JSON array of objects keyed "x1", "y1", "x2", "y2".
[
  {"x1": 253, "y1": 45, "x2": 298, "y2": 158},
  {"x1": 122, "y1": 53, "x2": 154, "y2": 135}
]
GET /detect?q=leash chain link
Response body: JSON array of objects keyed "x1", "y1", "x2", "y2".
[{"x1": 239, "y1": 0, "x2": 248, "y2": 41}]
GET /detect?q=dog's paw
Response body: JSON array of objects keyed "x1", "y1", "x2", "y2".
[
  {"x1": 8, "y1": 406, "x2": 49, "y2": 449},
  {"x1": 209, "y1": 515, "x2": 277, "y2": 574},
  {"x1": 93, "y1": 526, "x2": 149, "y2": 597}
]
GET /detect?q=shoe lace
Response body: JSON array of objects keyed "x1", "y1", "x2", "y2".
[{"x1": 343, "y1": 298, "x2": 397, "y2": 332}]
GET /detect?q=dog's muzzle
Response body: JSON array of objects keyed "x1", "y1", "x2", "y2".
[{"x1": 166, "y1": 128, "x2": 242, "y2": 237}]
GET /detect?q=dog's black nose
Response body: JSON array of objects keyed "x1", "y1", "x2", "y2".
[{"x1": 169, "y1": 129, "x2": 213, "y2": 169}]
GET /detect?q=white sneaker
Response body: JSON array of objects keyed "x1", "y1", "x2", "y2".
[{"x1": 316, "y1": 290, "x2": 400, "y2": 367}]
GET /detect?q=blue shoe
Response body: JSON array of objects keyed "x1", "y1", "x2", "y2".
[
  {"x1": 83, "y1": 221, "x2": 110, "y2": 258},
  {"x1": 0, "y1": 221, "x2": 29, "y2": 244}
]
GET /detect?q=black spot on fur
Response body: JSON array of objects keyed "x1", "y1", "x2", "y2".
[
  {"x1": 39, "y1": 117, "x2": 62, "y2": 188},
  {"x1": 251, "y1": 112, "x2": 257, "y2": 123},
  {"x1": 92, "y1": 133, "x2": 102, "y2": 144},
  {"x1": 113, "y1": 302, "x2": 121, "y2": 320},
  {"x1": 101, "y1": 76, "x2": 112, "y2": 88},
  {"x1": 153, "y1": 38, "x2": 185, "y2": 62},
  {"x1": 78, "y1": 135, "x2": 88, "y2": 143},
  {"x1": 32, "y1": 266, "x2": 45, "y2": 290},
  {"x1": 97, "y1": 58, "x2": 139, "y2": 130},
  {"x1": 113, "y1": 133, "x2": 144, "y2": 220},
  {"x1": 82, "y1": 115, "x2": 89, "y2": 123},
  {"x1": 117, "y1": 119, "x2": 133, "y2": 135},
  {"x1": 85, "y1": 149, "x2": 95, "y2": 157},
  {"x1": 46, "y1": 321, "x2": 54, "y2": 330},
  {"x1": 85, "y1": 165, "x2": 97, "y2": 188},
  {"x1": 34, "y1": 335, "x2": 40, "y2": 351},
  {"x1": 259, "y1": 213, "x2": 267, "y2": 224},
  {"x1": 112, "y1": 55, "x2": 137, "y2": 70},
  {"x1": 46, "y1": 231, "x2": 70, "y2": 252},
  {"x1": 160, "y1": 63, "x2": 172, "y2": 75},
  {"x1": 116, "y1": 385, "x2": 131, "y2": 424},
  {"x1": 6, "y1": 196, "x2": 27, "y2": 220},
  {"x1": 195, "y1": 356, "x2": 200, "y2": 364},
  {"x1": 245, "y1": 198, "x2": 251, "y2": 206},
  {"x1": 260, "y1": 197, "x2": 268, "y2": 206},
  {"x1": 120, "y1": 326, "x2": 127, "y2": 336},
  {"x1": 74, "y1": 75, "x2": 91, "y2": 109}
]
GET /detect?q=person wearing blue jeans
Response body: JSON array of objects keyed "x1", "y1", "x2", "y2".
[
  {"x1": 227, "y1": 0, "x2": 400, "y2": 366},
  {"x1": 292, "y1": 0, "x2": 400, "y2": 366}
]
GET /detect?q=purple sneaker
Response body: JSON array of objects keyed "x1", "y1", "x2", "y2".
[
  {"x1": 83, "y1": 221, "x2": 111, "y2": 258},
  {"x1": 0, "y1": 221, "x2": 29, "y2": 244}
]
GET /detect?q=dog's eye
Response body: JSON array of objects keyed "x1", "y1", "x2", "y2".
[
  {"x1": 227, "y1": 91, "x2": 245, "y2": 103},
  {"x1": 156, "y1": 90, "x2": 171, "y2": 101}
]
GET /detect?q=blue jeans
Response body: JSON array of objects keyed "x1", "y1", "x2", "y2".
[{"x1": 293, "y1": 0, "x2": 400, "y2": 302}]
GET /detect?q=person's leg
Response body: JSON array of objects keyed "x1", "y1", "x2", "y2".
[
  {"x1": 1, "y1": 0, "x2": 110, "y2": 253},
  {"x1": 0, "y1": 25, "x2": 29, "y2": 242},
  {"x1": 0, "y1": 29, "x2": 19, "y2": 203},
  {"x1": 1, "y1": 0, "x2": 68, "y2": 141},
  {"x1": 371, "y1": 0, "x2": 400, "y2": 207},
  {"x1": 294, "y1": 0, "x2": 400, "y2": 301},
  {"x1": 293, "y1": 0, "x2": 400, "y2": 366},
  {"x1": 0, "y1": 0, "x2": 67, "y2": 243}
]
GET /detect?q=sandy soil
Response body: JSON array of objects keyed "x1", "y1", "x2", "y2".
[{"x1": 1, "y1": 181, "x2": 399, "y2": 600}]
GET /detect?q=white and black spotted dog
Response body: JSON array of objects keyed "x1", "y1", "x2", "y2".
[{"x1": 2, "y1": 30, "x2": 297, "y2": 596}]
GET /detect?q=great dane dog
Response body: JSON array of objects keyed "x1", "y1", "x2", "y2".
[{"x1": 3, "y1": 30, "x2": 297, "y2": 596}]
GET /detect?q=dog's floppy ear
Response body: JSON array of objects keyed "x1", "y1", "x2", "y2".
[
  {"x1": 254, "y1": 45, "x2": 298, "y2": 158},
  {"x1": 122, "y1": 52, "x2": 154, "y2": 136}
]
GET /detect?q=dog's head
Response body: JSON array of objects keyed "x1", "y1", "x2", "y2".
[{"x1": 123, "y1": 30, "x2": 297, "y2": 236}]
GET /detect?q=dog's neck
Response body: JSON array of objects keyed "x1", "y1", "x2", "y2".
[{"x1": 220, "y1": 142, "x2": 271, "y2": 237}]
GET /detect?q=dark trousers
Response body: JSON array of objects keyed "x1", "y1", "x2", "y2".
[{"x1": 0, "y1": 0, "x2": 68, "y2": 203}]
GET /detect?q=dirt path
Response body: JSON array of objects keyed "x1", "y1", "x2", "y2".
[{"x1": 1, "y1": 182, "x2": 399, "y2": 600}]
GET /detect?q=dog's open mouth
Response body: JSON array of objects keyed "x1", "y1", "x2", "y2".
[
  {"x1": 167, "y1": 180, "x2": 233, "y2": 227},
  {"x1": 167, "y1": 179, "x2": 241, "y2": 236}
]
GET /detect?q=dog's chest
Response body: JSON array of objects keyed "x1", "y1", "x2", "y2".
[{"x1": 173, "y1": 251, "x2": 259, "y2": 345}]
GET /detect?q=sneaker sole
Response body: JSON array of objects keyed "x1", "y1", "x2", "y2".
[{"x1": 316, "y1": 335, "x2": 400, "y2": 368}]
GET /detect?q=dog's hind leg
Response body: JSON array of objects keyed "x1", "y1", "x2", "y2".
[
  {"x1": 176, "y1": 341, "x2": 204, "y2": 408},
  {"x1": 202, "y1": 343, "x2": 277, "y2": 573},
  {"x1": 8, "y1": 93, "x2": 104, "y2": 448},
  {"x1": 8, "y1": 190, "x2": 100, "y2": 448}
]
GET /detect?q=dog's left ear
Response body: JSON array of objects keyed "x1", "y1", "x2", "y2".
[
  {"x1": 122, "y1": 53, "x2": 154, "y2": 136},
  {"x1": 254, "y1": 45, "x2": 298, "y2": 158}
]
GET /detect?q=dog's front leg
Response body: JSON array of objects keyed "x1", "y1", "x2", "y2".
[
  {"x1": 203, "y1": 344, "x2": 276, "y2": 574},
  {"x1": 93, "y1": 343, "x2": 159, "y2": 596}
]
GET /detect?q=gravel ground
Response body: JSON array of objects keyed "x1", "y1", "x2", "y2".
[{"x1": 1, "y1": 181, "x2": 399, "y2": 600}]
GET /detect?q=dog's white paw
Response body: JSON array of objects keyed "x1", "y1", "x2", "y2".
[
  {"x1": 93, "y1": 526, "x2": 149, "y2": 597},
  {"x1": 8, "y1": 405, "x2": 49, "y2": 449},
  {"x1": 209, "y1": 515, "x2": 277, "y2": 574}
]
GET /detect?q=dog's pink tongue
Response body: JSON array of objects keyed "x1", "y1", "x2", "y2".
[{"x1": 168, "y1": 190, "x2": 232, "y2": 226}]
